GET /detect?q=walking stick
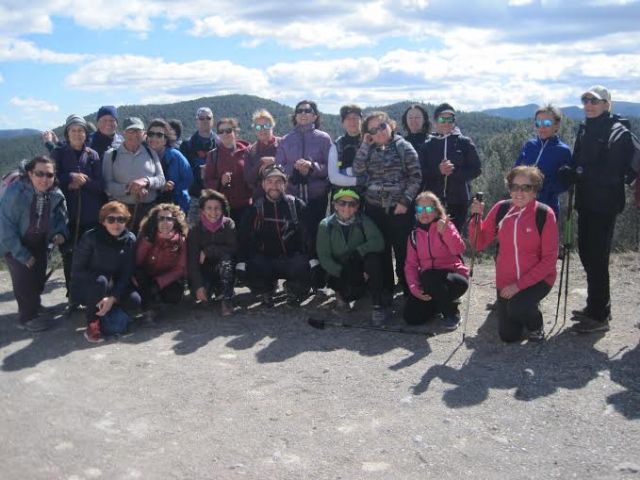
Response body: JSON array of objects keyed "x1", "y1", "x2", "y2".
[{"x1": 462, "y1": 192, "x2": 483, "y2": 342}]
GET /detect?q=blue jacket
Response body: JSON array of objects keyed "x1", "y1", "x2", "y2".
[
  {"x1": 515, "y1": 135, "x2": 571, "y2": 216},
  {"x1": 0, "y1": 178, "x2": 69, "y2": 264},
  {"x1": 160, "y1": 147, "x2": 193, "y2": 213},
  {"x1": 50, "y1": 144, "x2": 106, "y2": 227}
]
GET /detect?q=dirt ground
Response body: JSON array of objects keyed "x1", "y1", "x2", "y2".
[{"x1": 0, "y1": 252, "x2": 639, "y2": 480}]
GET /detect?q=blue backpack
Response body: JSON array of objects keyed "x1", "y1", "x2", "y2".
[{"x1": 100, "y1": 306, "x2": 131, "y2": 335}]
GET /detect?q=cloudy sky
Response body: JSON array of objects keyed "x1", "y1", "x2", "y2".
[{"x1": 1, "y1": 0, "x2": 639, "y2": 130}]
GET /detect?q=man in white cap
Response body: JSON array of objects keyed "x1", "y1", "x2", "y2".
[{"x1": 569, "y1": 86, "x2": 635, "y2": 333}]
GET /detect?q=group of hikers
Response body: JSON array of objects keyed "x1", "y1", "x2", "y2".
[{"x1": 0, "y1": 86, "x2": 637, "y2": 344}]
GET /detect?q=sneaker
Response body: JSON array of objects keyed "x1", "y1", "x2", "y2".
[
  {"x1": 441, "y1": 313, "x2": 460, "y2": 331},
  {"x1": 17, "y1": 316, "x2": 51, "y2": 332},
  {"x1": 371, "y1": 307, "x2": 385, "y2": 327},
  {"x1": 335, "y1": 293, "x2": 353, "y2": 312},
  {"x1": 486, "y1": 301, "x2": 496, "y2": 311},
  {"x1": 221, "y1": 300, "x2": 234, "y2": 317},
  {"x1": 574, "y1": 317, "x2": 610, "y2": 334},
  {"x1": 286, "y1": 294, "x2": 301, "y2": 307},
  {"x1": 84, "y1": 320, "x2": 104, "y2": 343},
  {"x1": 571, "y1": 306, "x2": 592, "y2": 319},
  {"x1": 527, "y1": 328, "x2": 545, "y2": 342},
  {"x1": 260, "y1": 293, "x2": 274, "y2": 307}
]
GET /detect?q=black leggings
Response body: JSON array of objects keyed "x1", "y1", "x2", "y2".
[
  {"x1": 403, "y1": 269, "x2": 468, "y2": 324},
  {"x1": 497, "y1": 281, "x2": 551, "y2": 342}
]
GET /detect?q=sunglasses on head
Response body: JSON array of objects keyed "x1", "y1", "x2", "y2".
[
  {"x1": 335, "y1": 199, "x2": 359, "y2": 208},
  {"x1": 581, "y1": 96, "x2": 604, "y2": 106},
  {"x1": 217, "y1": 128, "x2": 234, "y2": 135},
  {"x1": 509, "y1": 183, "x2": 535, "y2": 193},
  {"x1": 147, "y1": 131, "x2": 166, "y2": 138},
  {"x1": 32, "y1": 170, "x2": 55, "y2": 179},
  {"x1": 105, "y1": 215, "x2": 127, "y2": 225},
  {"x1": 296, "y1": 108, "x2": 314, "y2": 115},
  {"x1": 254, "y1": 123, "x2": 272, "y2": 131},
  {"x1": 534, "y1": 119, "x2": 554, "y2": 128},
  {"x1": 415, "y1": 205, "x2": 436, "y2": 214},
  {"x1": 437, "y1": 116, "x2": 455, "y2": 124},
  {"x1": 367, "y1": 122, "x2": 388, "y2": 135}
]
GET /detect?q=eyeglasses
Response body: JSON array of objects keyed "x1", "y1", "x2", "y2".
[
  {"x1": 198, "y1": 116, "x2": 213, "y2": 121},
  {"x1": 254, "y1": 123, "x2": 272, "y2": 131},
  {"x1": 367, "y1": 122, "x2": 388, "y2": 135},
  {"x1": 296, "y1": 108, "x2": 314, "y2": 115},
  {"x1": 436, "y1": 116, "x2": 455, "y2": 124},
  {"x1": 415, "y1": 205, "x2": 436, "y2": 214},
  {"x1": 534, "y1": 119, "x2": 554, "y2": 128},
  {"x1": 581, "y1": 96, "x2": 604, "y2": 106},
  {"x1": 335, "y1": 200, "x2": 359, "y2": 208},
  {"x1": 105, "y1": 216, "x2": 128, "y2": 224},
  {"x1": 158, "y1": 215, "x2": 175, "y2": 223},
  {"x1": 217, "y1": 128, "x2": 234, "y2": 135},
  {"x1": 147, "y1": 131, "x2": 166, "y2": 138},
  {"x1": 509, "y1": 183, "x2": 535, "y2": 193},
  {"x1": 32, "y1": 170, "x2": 55, "y2": 179}
]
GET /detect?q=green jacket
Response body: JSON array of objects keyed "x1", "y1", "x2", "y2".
[{"x1": 316, "y1": 213, "x2": 384, "y2": 277}]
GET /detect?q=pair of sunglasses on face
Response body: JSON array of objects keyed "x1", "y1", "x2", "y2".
[
  {"x1": 32, "y1": 170, "x2": 55, "y2": 179},
  {"x1": 253, "y1": 123, "x2": 272, "y2": 131},
  {"x1": 509, "y1": 183, "x2": 535, "y2": 193},
  {"x1": 105, "y1": 216, "x2": 127, "y2": 225},
  {"x1": 415, "y1": 205, "x2": 436, "y2": 214},
  {"x1": 534, "y1": 119, "x2": 554, "y2": 128},
  {"x1": 367, "y1": 122, "x2": 388, "y2": 135},
  {"x1": 436, "y1": 116, "x2": 455, "y2": 124},
  {"x1": 147, "y1": 131, "x2": 166, "y2": 138}
]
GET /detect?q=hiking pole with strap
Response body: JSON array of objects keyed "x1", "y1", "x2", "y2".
[{"x1": 462, "y1": 192, "x2": 483, "y2": 342}]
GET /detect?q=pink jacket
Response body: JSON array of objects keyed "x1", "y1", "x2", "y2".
[
  {"x1": 404, "y1": 221, "x2": 469, "y2": 299},
  {"x1": 468, "y1": 200, "x2": 558, "y2": 291}
]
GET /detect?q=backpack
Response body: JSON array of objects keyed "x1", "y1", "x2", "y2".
[
  {"x1": 495, "y1": 200, "x2": 549, "y2": 236},
  {"x1": 610, "y1": 120, "x2": 640, "y2": 208},
  {"x1": 100, "y1": 306, "x2": 131, "y2": 336},
  {"x1": 109, "y1": 143, "x2": 155, "y2": 164},
  {"x1": 253, "y1": 194, "x2": 299, "y2": 233},
  {"x1": 0, "y1": 159, "x2": 28, "y2": 201}
]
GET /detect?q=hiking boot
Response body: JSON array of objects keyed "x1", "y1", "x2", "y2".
[
  {"x1": 335, "y1": 293, "x2": 353, "y2": 312},
  {"x1": 221, "y1": 300, "x2": 234, "y2": 317},
  {"x1": 260, "y1": 293, "x2": 274, "y2": 307},
  {"x1": 441, "y1": 313, "x2": 460, "y2": 331},
  {"x1": 571, "y1": 306, "x2": 592, "y2": 320},
  {"x1": 371, "y1": 306, "x2": 385, "y2": 327},
  {"x1": 17, "y1": 316, "x2": 51, "y2": 332},
  {"x1": 84, "y1": 320, "x2": 104, "y2": 343},
  {"x1": 574, "y1": 316, "x2": 610, "y2": 334},
  {"x1": 286, "y1": 293, "x2": 301, "y2": 307},
  {"x1": 527, "y1": 328, "x2": 545, "y2": 342},
  {"x1": 486, "y1": 301, "x2": 496, "y2": 311}
]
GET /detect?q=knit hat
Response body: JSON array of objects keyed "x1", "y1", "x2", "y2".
[
  {"x1": 581, "y1": 85, "x2": 611, "y2": 102},
  {"x1": 333, "y1": 189, "x2": 360, "y2": 201},
  {"x1": 97, "y1": 105, "x2": 118, "y2": 121},
  {"x1": 340, "y1": 105, "x2": 362, "y2": 122},
  {"x1": 123, "y1": 117, "x2": 145, "y2": 131},
  {"x1": 65, "y1": 114, "x2": 87, "y2": 131},
  {"x1": 434, "y1": 103, "x2": 456, "y2": 118}
]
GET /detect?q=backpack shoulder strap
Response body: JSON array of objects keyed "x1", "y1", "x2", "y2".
[
  {"x1": 409, "y1": 228, "x2": 418, "y2": 249},
  {"x1": 110, "y1": 148, "x2": 117, "y2": 164},
  {"x1": 495, "y1": 200, "x2": 511, "y2": 234},
  {"x1": 285, "y1": 194, "x2": 298, "y2": 224},
  {"x1": 534, "y1": 202, "x2": 549, "y2": 236}
]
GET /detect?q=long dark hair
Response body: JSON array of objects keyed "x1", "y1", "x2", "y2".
[
  {"x1": 292, "y1": 100, "x2": 321, "y2": 129},
  {"x1": 138, "y1": 203, "x2": 188, "y2": 241},
  {"x1": 23, "y1": 155, "x2": 59, "y2": 188},
  {"x1": 401, "y1": 104, "x2": 430, "y2": 135}
]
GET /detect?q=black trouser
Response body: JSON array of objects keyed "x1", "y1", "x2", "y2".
[
  {"x1": 134, "y1": 269, "x2": 185, "y2": 308},
  {"x1": 446, "y1": 203, "x2": 468, "y2": 237},
  {"x1": 74, "y1": 274, "x2": 141, "y2": 323},
  {"x1": 302, "y1": 195, "x2": 329, "y2": 257},
  {"x1": 61, "y1": 223, "x2": 97, "y2": 301},
  {"x1": 497, "y1": 281, "x2": 551, "y2": 342},
  {"x1": 192, "y1": 257, "x2": 235, "y2": 300},
  {"x1": 5, "y1": 247, "x2": 47, "y2": 324},
  {"x1": 247, "y1": 253, "x2": 310, "y2": 298},
  {"x1": 577, "y1": 209, "x2": 616, "y2": 321},
  {"x1": 403, "y1": 269, "x2": 469, "y2": 324},
  {"x1": 230, "y1": 206, "x2": 249, "y2": 228},
  {"x1": 364, "y1": 204, "x2": 413, "y2": 295},
  {"x1": 327, "y1": 252, "x2": 384, "y2": 305}
]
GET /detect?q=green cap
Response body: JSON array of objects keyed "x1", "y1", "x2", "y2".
[{"x1": 333, "y1": 189, "x2": 360, "y2": 201}]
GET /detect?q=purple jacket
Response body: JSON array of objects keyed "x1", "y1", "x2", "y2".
[{"x1": 275, "y1": 124, "x2": 331, "y2": 201}]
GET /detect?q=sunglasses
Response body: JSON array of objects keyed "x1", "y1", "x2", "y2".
[
  {"x1": 436, "y1": 116, "x2": 455, "y2": 124},
  {"x1": 198, "y1": 116, "x2": 213, "y2": 121},
  {"x1": 509, "y1": 183, "x2": 535, "y2": 193},
  {"x1": 254, "y1": 123, "x2": 272, "y2": 131},
  {"x1": 581, "y1": 96, "x2": 604, "y2": 106},
  {"x1": 217, "y1": 128, "x2": 234, "y2": 135},
  {"x1": 534, "y1": 119, "x2": 554, "y2": 128},
  {"x1": 32, "y1": 170, "x2": 55, "y2": 179},
  {"x1": 105, "y1": 216, "x2": 128, "y2": 224},
  {"x1": 335, "y1": 200, "x2": 359, "y2": 208},
  {"x1": 415, "y1": 205, "x2": 436, "y2": 214},
  {"x1": 296, "y1": 108, "x2": 314, "y2": 115},
  {"x1": 367, "y1": 122, "x2": 388, "y2": 135},
  {"x1": 147, "y1": 131, "x2": 166, "y2": 138},
  {"x1": 158, "y1": 215, "x2": 175, "y2": 223}
]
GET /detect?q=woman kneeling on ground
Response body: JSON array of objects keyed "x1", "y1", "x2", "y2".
[
  {"x1": 469, "y1": 166, "x2": 558, "y2": 342},
  {"x1": 134, "y1": 203, "x2": 188, "y2": 321},
  {"x1": 72, "y1": 201, "x2": 141, "y2": 343},
  {"x1": 316, "y1": 189, "x2": 386, "y2": 325},
  {"x1": 403, "y1": 191, "x2": 469, "y2": 331},
  {"x1": 187, "y1": 189, "x2": 237, "y2": 316}
]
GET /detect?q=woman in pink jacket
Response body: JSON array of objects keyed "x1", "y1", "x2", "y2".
[
  {"x1": 403, "y1": 191, "x2": 469, "y2": 330},
  {"x1": 469, "y1": 166, "x2": 558, "y2": 342}
]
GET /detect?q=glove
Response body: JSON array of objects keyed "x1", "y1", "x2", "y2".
[
  {"x1": 557, "y1": 165, "x2": 578, "y2": 186},
  {"x1": 235, "y1": 262, "x2": 247, "y2": 282}
]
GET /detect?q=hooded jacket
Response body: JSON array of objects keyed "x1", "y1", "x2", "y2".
[{"x1": 159, "y1": 147, "x2": 193, "y2": 214}]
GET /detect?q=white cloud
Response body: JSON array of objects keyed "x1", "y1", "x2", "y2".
[
  {"x1": 0, "y1": 39, "x2": 88, "y2": 63},
  {"x1": 10, "y1": 97, "x2": 59, "y2": 112},
  {"x1": 0, "y1": 73, "x2": 3, "y2": 83}
]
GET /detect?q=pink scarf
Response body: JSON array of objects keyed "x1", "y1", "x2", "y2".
[{"x1": 200, "y1": 213, "x2": 225, "y2": 233}]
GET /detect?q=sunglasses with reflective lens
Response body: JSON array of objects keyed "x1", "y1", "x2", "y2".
[
  {"x1": 105, "y1": 216, "x2": 128, "y2": 225},
  {"x1": 367, "y1": 122, "x2": 388, "y2": 135},
  {"x1": 581, "y1": 96, "x2": 603, "y2": 106},
  {"x1": 32, "y1": 170, "x2": 55, "y2": 179},
  {"x1": 158, "y1": 215, "x2": 175, "y2": 223},
  {"x1": 217, "y1": 128, "x2": 234, "y2": 135},
  {"x1": 534, "y1": 119, "x2": 554, "y2": 128},
  {"x1": 437, "y1": 116, "x2": 455, "y2": 124},
  {"x1": 335, "y1": 200, "x2": 359, "y2": 208},
  {"x1": 509, "y1": 183, "x2": 535, "y2": 193},
  {"x1": 147, "y1": 131, "x2": 166, "y2": 138},
  {"x1": 296, "y1": 108, "x2": 314, "y2": 115},
  {"x1": 254, "y1": 123, "x2": 272, "y2": 131},
  {"x1": 415, "y1": 205, "x2": 436, "y2": 214}
]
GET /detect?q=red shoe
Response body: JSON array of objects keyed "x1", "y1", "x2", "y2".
[{"x1": 84, "y1": 320, "x2": 104, "y2": 343}]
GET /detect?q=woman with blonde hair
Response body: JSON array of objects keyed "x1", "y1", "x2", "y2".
[{"x1": 245, "y1": 109, "x2": 281, "y2": 199}]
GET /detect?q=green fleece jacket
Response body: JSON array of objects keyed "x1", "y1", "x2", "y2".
[{"x1": 316, "y1": 213, "x2": 384, "y2": 277}]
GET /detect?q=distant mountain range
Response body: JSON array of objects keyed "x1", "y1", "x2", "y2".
[
  {"x1": 0, "y1": 128, "x2": 40, "y2": 139},
  {"x1": 482, "y1": 101, "x2": 640, "y2": 120}
]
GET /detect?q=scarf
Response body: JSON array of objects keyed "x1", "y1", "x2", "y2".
[
  {"x1": 35, "y1": 191, "x2": 49, "y2": 230},
  {"x1": 200, "y1": 213, "x2": 224, "y2": 233}
]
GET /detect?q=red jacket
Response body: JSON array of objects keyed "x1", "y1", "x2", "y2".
[
  {"x1": 204, "y1": 140, "x2": 252, "y2": 209},
  {"x1": 405, "y1": 220, "x2": 469, "y2": 299},
  {"x1": 135, "y1": 233, "x2": 187, "y2": 289},
  {"x1": 468, "y1": 200, "x2": 558, "y2": 291}
]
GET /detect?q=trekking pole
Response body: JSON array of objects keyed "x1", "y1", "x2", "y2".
[{"x1": 462, "y1": 192, "x2": 483, "y2": 342}]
